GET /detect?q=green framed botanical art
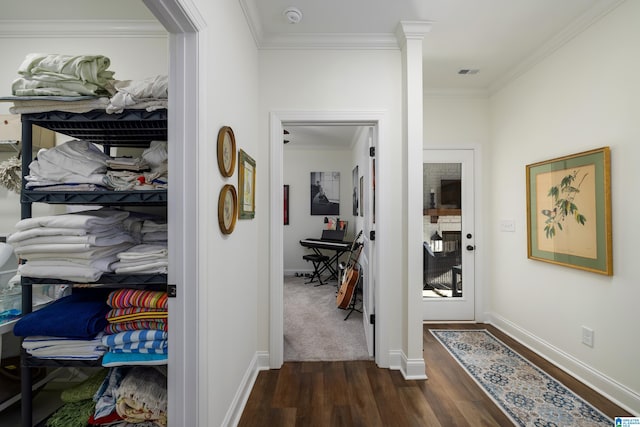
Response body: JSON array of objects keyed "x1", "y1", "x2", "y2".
[
  {"x1": 238, "y1": 149, "x2": 256, "y2": 219},
  {"x1": 526, "y1": 147, "x2": 612, "y2": 275}
]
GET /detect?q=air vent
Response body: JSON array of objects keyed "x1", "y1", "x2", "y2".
[{"x1": 458, "y1": 69, "x2": 479, "y2": 75}]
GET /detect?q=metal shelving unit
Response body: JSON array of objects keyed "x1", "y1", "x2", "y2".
[{"x1": 18, "y1": 108, "x2": 168, "y2": 427}]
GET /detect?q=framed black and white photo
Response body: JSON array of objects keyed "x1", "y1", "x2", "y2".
[
  {"x1": 310, "y1": 171, "x2": 340, "y2": 215},
  {"x1": 352, "y1": 165, "x2": 359, "y2": 216}
]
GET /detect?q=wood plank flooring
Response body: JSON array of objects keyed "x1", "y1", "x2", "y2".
[{"x1": 238, "y1": 323, "x2": 632, "y2": 426}]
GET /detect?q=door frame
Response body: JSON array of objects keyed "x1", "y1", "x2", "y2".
[
  {"x1": 269, "y1": 110, "x2": 388, "y2": 368},
  {"x1": 421, "y1": 145, "x2": 486, "y2": 324},
  {"x1": 142, "y1": 1, "x2": 203, "y2": 426}
]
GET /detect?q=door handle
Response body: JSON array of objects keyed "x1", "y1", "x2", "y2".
[{"x1": 466, "y1": 245, "x2": 475, "y2": 251}]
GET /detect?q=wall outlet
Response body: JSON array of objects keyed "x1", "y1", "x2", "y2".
[{"x1": 582, "y1": 326, "x2": 594, "y2": 347}]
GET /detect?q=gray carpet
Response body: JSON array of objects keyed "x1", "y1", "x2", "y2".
[{"x1": 284, "y1": 275, "x2": 371, "y2": 361}]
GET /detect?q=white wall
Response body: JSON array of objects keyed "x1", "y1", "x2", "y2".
[
  {"x1": 257, "y1": 49, "x2": 404, "y2": 363},
  {"x1": 489, "y1": 0, "x2": 640, "y2": 412},
  {"x1": 187, "y1": 0, "x2": 261, "y2": 425},
  {"x1": 283, "y1": 146, "x2": 356, "y2": 274}
]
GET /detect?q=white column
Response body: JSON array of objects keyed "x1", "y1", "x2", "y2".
[{"x1": 396, "y1": 21, "x2": 431, "y2": 380}]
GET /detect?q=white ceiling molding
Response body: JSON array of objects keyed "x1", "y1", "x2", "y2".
[
  {"x1": 0, "y1": 19, "x2": 166, "y2": 38},
  {"x1": 488, "y1": 0, "x2": 625, "y2": 94},
  {"x1": 258, "y1": 32, "x2": 400, "y2": 50},
  {"x1": 238, "y1": 0, "x2": 264, "y2": 48},
  {"x1": 423, "y1": 88, "x2": 489, "y2": 99}
]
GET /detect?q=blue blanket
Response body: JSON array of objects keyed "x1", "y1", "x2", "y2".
[{"x1": 14, "y1": 291, "x2": 110, "y2": 339}]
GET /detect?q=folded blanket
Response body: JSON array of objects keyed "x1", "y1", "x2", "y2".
[
  {"x1": 13, "y1": 53, "x2": 114, "y2": 97},
  {"x1": 110, "y1": 341, "x2": 167, "y2": 354},
  {"x1": 15, "y1": 208, "x2": 130, "y2": 231},
  {"x1": 102, "y1": 330, "x2": 167, "y2": 346},
  {"x1": 102, "y1": 352, "x2": 167, "y2": 367},
  {"x1": 18, "y1": 262, "x2": 103, "y2": 282},
  {"x1": 9, "y1": 97, "x2": 109, "y2": 114},
  {"x1": 112, "y1": 261, "x2": 168, "y2": 275},
  {"x1": 8, "y1": 226, "x2": 117, "y2": 243},
  {"x1": 44, "y1": 399, "x2": 96, "y2": 427},
  {"x1": 106, "y1": 307, "x2": 168, "y2": 323},
  {"x1": 104, "y1": 320, "x2": 167, "y2": 334},
  {"x1": 36, "y1": 139, "x2": 110, "y2": 177},
  {"x1": 117, "y1": 244, "x2": 168, "y2": 260},
  {"x1": 106, "y1": 75, "x2": 167, "y2": 114},
  {"x1": 13, "y1": 292, "x2": 110, "y2": 339},
  {"x1": 93, "y1": 366, "x2": 130, "y2": 420},
  {"x1": 9, "y1": 231, "x2": 135, "y2": 248},
  {"x1": 107, "y1": 289, "x2": 168, "y2": 310},
  {"x1": 115, "y1": 366, "x2": 167, "y2": 426}
]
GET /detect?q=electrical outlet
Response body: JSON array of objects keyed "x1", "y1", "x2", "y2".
[{"x1": 582, "y1": 326, "x2": 594, "y2": 347}]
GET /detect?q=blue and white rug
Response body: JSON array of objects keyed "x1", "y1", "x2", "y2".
[{"x1": 430, "y1": 329, "x2": 612, "y2": 427}]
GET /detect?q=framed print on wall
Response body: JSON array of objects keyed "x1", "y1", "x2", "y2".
[
  {"x1": 218, "y1": 184, "x2": 237, "y2": 234},
  {"x1": 310, "y1": 171, "x2": 340, "y2": 215},
  {"x1": 238, "y1": 149, "x2": 256, "y2": 219},
  {"x1": 217, "y1": 126, "x2": 236, "y2": 177},
  {"x1": 284, "y1": 185, "x2": 290, "y2": 225},
  {"x1": 526, "y1": 147, "x2": 612, "y2": 275}
]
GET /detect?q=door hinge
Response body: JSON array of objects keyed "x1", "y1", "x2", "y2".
[
  {"x1": 167, "y1": 284, "x2": 177, "y2": 298},
  {"x1": 369, "y1": 230, "x2": 375, "y2": 241},
  {"x1": 370, "y1": 314, "x2": 375, "y2": 325},
  {"x1": 369, "y1": 146, "x2": 375, "y2": 157}
]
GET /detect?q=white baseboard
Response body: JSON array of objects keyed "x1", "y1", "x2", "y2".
[
  {"x1": 487, "y1": 313, "x2": 640, "y2": 415},
  {"x1": 388, "y1": 349, "x2": 427, "y2": 380},
  {"x1": 223, "y1": 351, "x2": 270, "y2": 427}
]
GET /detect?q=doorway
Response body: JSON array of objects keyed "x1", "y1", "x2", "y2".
[
  {"x1": 422, "y1": 149, "x2": 476, "y2": 321},
  {"x1": 269, "y1": 111, "x2": 385, "y2": 368}
]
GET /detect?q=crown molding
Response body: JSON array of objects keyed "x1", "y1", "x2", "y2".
[
  {"x1": 0, "y1": 19, "x2": 166, "y2": 38},
  {"x1": 488, "y1": 0, "x2": 625, "y2": 94},
  {"x1": 423, "y1": 88, "x2": 490, "y2": 99},
  {"x1": 258, "y1": 32, "x2": 400, "y2": 50},
  {"x1": 238, "y1": 0, "x2": 264, "y2": 48}
]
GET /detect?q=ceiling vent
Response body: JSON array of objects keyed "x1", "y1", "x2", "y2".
[{"x1": 458, "y1": 69, "x2": 479, "y2": 75}]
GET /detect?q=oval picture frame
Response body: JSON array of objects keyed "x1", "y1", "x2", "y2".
[
  {"x1": 218, "y1": 184, "x2": 238, "y2": 234},
  {"x1": 217, "y1": 126, "x2": 236, "y2": 177}
]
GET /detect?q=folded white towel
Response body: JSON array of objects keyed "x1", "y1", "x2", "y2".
[{"x1": 15, "y1": 208, "x2": 129, "y2": 231}]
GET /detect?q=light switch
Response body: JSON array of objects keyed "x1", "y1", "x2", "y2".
[{"x1": 500, "y1": 220, "x2": 515, "y2": 232}]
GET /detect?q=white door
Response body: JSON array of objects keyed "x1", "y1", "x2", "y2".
[
  {"x1": 361, "y1": 127, "x2": 375, "y2": 356},
  {"x1": 422, "y1": 149, "x2": 475, "y2": 321}
]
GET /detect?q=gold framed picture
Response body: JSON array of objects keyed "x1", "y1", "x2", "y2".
[
  {"x1": 238, "y1": 149, "x2": 256, "y2": 219},
  {"x1": 526, "y1": 147, "x2": 612, "y2": 275},
  {"x1": 217, "y1": 126, "x2": 236, "y2": 177},
  {"x1": 218, "y1": 184, "x2": 238, "y2": 234}
]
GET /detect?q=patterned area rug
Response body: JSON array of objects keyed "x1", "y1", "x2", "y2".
[{"x1": 430, "y1": 329, "x2": 612, "y2": 427}]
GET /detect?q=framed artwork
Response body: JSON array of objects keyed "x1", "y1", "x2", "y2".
[
  {"x1": 360, "y1": 175, "x2": 364, "y2": 217},
  {"x1": 216, "y1": 126, "x2": 236, "y2": 177},
  {"x1": 526, "y1": 147, "x2": 612, "y2": 275},
  {"x1": 310, "y1": 171, "x2": 340, "y2": 215},
  {"x1": 218, "y1": 184, "x2": 237, "y2": 234},
  {"x1": 238, "y1": 149, "x2": 256, "y2": 219},
  {"x1": 284, "y1": 185, "x2": 290, "y2": 225},
  {"x1": 352, "y1": 165, "x2": 359, "y2": 216}
]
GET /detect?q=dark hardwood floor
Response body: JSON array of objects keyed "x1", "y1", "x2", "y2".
[{"x1": 238, "y1": 323, "x2": 632, "y2": 426}]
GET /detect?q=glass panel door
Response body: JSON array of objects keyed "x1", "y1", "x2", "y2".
[{"x1": 422, "y1": 149, "x2": 475, "y2": 321}]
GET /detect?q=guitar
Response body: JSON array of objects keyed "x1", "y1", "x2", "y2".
[{"x1": 336, "y1": 231, "x2": 364, "y2": 309}]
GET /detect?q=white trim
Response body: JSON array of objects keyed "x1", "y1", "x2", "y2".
[
  {"x1": 401, "y1": 352, "x2": 428, "y2": 380},
  {"x1": 259, "y1": 33, "x2": 400, "y2": 50},
  {"x1": 0, "y1": 19, "x2": 166, "y2": 38},
  {"x1": 487, "y1": 313, "x2": 640, "y2": 415},
  {"x1": 270, "y1": 110, "x2": 390, "y2": 369},
  {"x1": 142, "y1": 1, "x2": 202, "y2": 427},
  {"x1": 489, "y1": 0, "x2": 625, "y2": 94},
  {"x1": 223, "y1": 351, "x2": 271, "y2": 427}
]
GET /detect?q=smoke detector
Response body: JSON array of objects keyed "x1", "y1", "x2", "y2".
[{"x1": 283, "y1": 7, "x2": 303, "y2": 24}]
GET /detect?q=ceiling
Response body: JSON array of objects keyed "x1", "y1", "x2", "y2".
[{"x1": 1, "y1": 0, "x2": 623, "y2": 148}]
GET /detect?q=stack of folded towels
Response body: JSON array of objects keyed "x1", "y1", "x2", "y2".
[
  {"x1": 101, "y1": 288, "x2": 168, "y2": 368},
  {"x1": 9, "y1": 208, "x2": 137, "y2": 282},
  {"x1": 11, "y1": 53, "x2": 115, "y2": 97},
  {"x1": 25, "y1": 139, "x2": 111, "y2": 191},
  {"x1": 25, "y1": 139, "x2": 168, "y2": 192},
  {"x1": 13, "y1": 289, "x2": 111, "y2": 361},
  {"x1": 111, "y1": 244, "x2": 168, "y2": 275}
]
